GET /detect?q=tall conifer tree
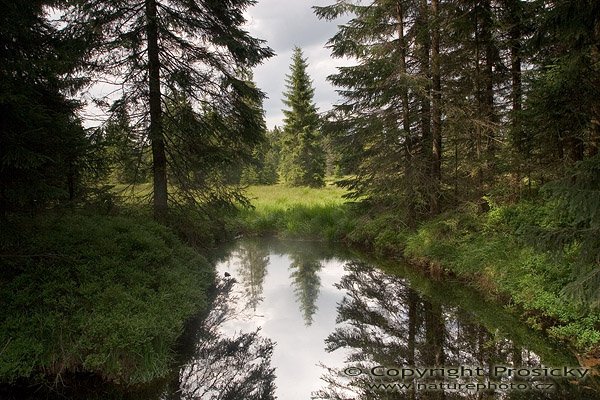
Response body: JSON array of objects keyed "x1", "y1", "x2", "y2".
[
  {"x1": 65, "y1": 0, "x2": 273, "y2": 219},
  {"x1": 315, "y1": 1, "x2": 432, "y2": 220},
  {"x1": 0, "y1": 0, "x2": 92, "y2": 212},
  {"x1": 279, "y1": 47, "x2": 325, "y2": 188}
]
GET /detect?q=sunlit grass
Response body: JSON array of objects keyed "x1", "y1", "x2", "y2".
[
  {"x1": 238, "y1": 180, "x2": 353, "y2": 240},
  {"x1": 109, "y1": 182, "x2": 153, "y2": 202},
  {"x1": 244, "y1": 180, "x2": 347, "y2": 209},
  {"x1": 108, "y1": 178, "x2": 349, "y2": 209},
  {"x1": 106, "y1": 179, "x2": 354, "y2": 241}
]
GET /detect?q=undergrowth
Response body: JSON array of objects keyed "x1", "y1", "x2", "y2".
[
  {"x1": 401, "y1": 202, "x2": 600, "y2": 353},
  {"x1": 0, "y1": 212, "x2": 214, "y2": 385}
]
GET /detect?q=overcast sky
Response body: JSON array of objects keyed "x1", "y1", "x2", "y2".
[{"x1": 244, "y1": 0, "x2": 349, "y2": 129}]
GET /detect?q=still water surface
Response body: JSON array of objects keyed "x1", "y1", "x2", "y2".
[{"x1": 163, "y1": 238, "x2": 599, "y2": 400}]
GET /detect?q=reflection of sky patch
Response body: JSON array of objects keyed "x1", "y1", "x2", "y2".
[
  {"x1": 216, "y1": 245, "x2": 350, "y2": 400},
  {"x1": 201, "y1": 239, "x2": 595, "y2": 400},
  {"x1": 185, "y1": 239, "x2": 593, "y2": 400}
]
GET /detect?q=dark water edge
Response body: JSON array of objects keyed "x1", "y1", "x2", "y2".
[{"x1": 2, "y1": 237, "x2": 599, "y2": 399}]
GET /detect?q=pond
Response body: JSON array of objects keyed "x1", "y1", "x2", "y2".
[{"x1": 162, "y1": 238, "x2": 599, "y2": 400}]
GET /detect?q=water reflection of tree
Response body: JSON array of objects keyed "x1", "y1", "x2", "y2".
[
  {"x1": 164, "y1": 280, "x2": 277, "y2": 400},
  {"x1": 289, "y1": 257, "x2": 323, "y2": 326},
  {"x1": 314, "y1": 262, "x2": 586, "y2": 400},
  {"x1": 233, "y1": 241, "x2": 270, "y2": 312}
]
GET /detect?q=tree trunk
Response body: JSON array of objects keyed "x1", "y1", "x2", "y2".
[
  {"x1": 507, "y1": 0, "x2": 525, "y2": 193},
  {"x1": 416, "y1": 0, "x2": 432, "y2": 219},
  {"x1": 418, "y1": 0, "x2": 432, "y2": 177},
  {"x1": 145, "y1": 0, "x2": 168, "y2": 221},
  {"x1": 588, "y1": 18, "x2": 600, "y2": 156},
  {"x1": 508, "y1": 0, "x2": 522, "y2": 119},
  {"x1": 398, "y1": 1, "x2": 416, "y2": 226},
  {"x1": 474, "y1": 0, "x2": 495, "y2": 193},
  {"x1": 431, "y1": 0, "x2": 442, "y2": 215},
  {"x1": 481, "y1": 0, "x2": 496, "y2": 173}
]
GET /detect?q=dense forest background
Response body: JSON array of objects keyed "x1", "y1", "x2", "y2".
[{"x1": 313, "y1": 0, "x2": 600, "y2": 306}]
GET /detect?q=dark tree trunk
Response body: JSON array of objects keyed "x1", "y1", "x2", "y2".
[
  {"x1": 507, "y1": 0, "x2": 526, "y2": 193},
  {"x1": 473, "y1": 0, "x2": 496, "y2": 192},
  {"x1": 67, "y1": 162, "x2": 75, "y2": 201},
  {"x1": 418, "y1": 0, "x2": 432, "y2": 179},
  {"x1": 591, "y1": 103, "x2": 600, "y2": 157},
  {"x1": 431, "y1": 0, "x2": 442, "y2": 215},
  {"x1": 590, "y1": 20, "x2": 600, "y2": 156},
  {"x1": 481, "y1": 0, "x2": 496, "y2": 170},
  {"x1": 508, "y1": 0, "x2": 522, "y2": 119},
  {"x1": 398, "y1": 1, "x2": 416, "y2": 225},
  {"x1": 145, "y1": 0, "x2": 168, "y2": 221}
]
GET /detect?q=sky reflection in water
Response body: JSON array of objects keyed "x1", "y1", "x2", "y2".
[{"x1": 170, "y1": 238, "x2": 598, "y2": 400}]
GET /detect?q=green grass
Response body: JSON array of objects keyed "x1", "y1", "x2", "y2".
[
  {"x1": 237, "y1": 182, "x2": 355, "y2": 240},
  {"x1": 110, "y1": 180, "x2": 348, "y2": 208},
  {"x1": 245, "y1": 181, "x2": 348, "y2": 209},
  {"x1": 0, "y1": 212, "x2": 214, "y2": 385},
  {"x1": 107, "y1": 183, "x2": 153, "y2": 205},
  {"x1": 107, "y1": 180, "x2": 352, "y2": 241}
]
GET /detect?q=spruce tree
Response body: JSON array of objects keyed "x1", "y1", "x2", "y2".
[
  {"x1": 0, "y1": 0, "x2": 93, "y2": 212},
  {"x1": 279, "y1": 47, "x2": 325, "y2": 188},
  {"x1": 315, "y1": 0, "x2": 507, "y2": 217},
  {"x1": 65, "y1": 0, "x2": 273, "y2": 219},
  {"x1": 315, "y1": 1, "x2": 431, "y2": 220}
]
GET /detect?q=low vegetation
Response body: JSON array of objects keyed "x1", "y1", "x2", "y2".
[
  {"x1": 402, "y1": 203, "x2": 600, "y2": 354},
  {"x1": 237, "y1": 182, "x2": 353, "y2": 240},
  {"x1": 0, "y1": 212, "x2": 214, "y2": 385}
]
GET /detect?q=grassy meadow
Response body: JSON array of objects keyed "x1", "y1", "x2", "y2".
[{"x1": 237, "y1": 180, "x2": 355, "y2": 240}]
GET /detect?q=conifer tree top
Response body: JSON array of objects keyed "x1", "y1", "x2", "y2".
[
  {"x1": 282, "y1": 46, "x2": 319, "y2": 133},
  {"x1": 279, "y1": 46, "x2": 325, "y2": 188}
]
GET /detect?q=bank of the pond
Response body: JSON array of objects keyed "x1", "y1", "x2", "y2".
[
  {"x1": 0, "y1": 212, "x2": 215, "y2": 386},
  {"x1": 350, "y1": 207, "x2": 600, "y2": 361},
  {"x1": 238, "y1": 186, "x2": 600, "y2": 363}
]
